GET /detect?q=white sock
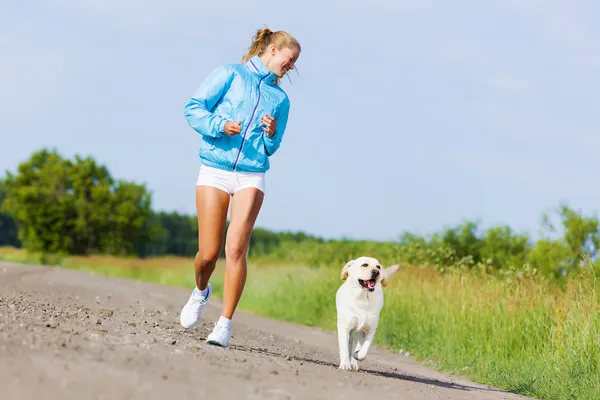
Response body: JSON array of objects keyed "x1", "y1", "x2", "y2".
[
  {"x1": 195, "y1": 286, "x2": 208, "y2": 298},
  {"x1": 217, "y1": 316, "x2": 231, "y2": 329}
]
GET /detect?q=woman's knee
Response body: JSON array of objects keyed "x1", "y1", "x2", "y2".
[
  {"x1": 225, "y1": 240, "x2": 248, "y2": 261},
  {"x1": 196, "y1": 250, "x2": 220, "y2": 265}
]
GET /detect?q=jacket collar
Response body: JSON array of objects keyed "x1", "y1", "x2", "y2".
[{"x1": 246, "y1": 55, "x2": 277, "y2": 84}]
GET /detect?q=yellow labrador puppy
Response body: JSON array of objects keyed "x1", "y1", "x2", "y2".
[{"x1": 336, "y1": 256, "x2": 400, "y2": 371}]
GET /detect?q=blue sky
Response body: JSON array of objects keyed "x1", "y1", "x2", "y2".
[{"x1": 1, "y1": 0, "x2": 599, "y2": 242}]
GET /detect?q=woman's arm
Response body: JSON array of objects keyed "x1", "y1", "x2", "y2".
[
  {"x1": 184, "y1": 66, "x2": 233, "y2": 138},
  {"x1": 263, "y1": 97, "x2": 290, "y2": 156}
]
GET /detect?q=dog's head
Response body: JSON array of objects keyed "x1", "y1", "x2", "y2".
[{"x1": 340, "y1": 256, "x2": 400, "y2": 292}]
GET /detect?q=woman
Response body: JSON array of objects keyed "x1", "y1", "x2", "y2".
[{"x1": 179, "y1": 26, "x2": 301, "y2": 348}]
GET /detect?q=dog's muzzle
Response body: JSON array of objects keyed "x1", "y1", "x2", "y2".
[{"x1": 358, "y1": 270, "x2": 380, "y2": 292}]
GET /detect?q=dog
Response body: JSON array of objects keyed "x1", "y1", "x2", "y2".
[{"x1": 335, "y1": 256, "x2": 400, "y2": 371}]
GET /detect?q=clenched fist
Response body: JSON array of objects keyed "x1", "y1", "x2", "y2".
[{"x1": 224, "y1": 121, "x2": 241, "y2": 136}]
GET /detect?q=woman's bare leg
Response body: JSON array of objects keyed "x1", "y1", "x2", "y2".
[
  {"x1": 221, "y1": 187, "x2": 264, "y2": 319},
  {"x1": 180, "y1": 185, "x2": 230, "y2": 330},
  {"x1": 194, "y1": 186, "x2": 230, "y2": 289}
]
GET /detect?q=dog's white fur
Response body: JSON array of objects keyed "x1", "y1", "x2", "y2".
[{"x1": 335, "y1": 256, "x2": 400, "y2": 371}]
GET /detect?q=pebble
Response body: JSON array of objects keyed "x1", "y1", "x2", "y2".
[{"x1": 98, "y1": 308, "x2": 113, "y2": 318}]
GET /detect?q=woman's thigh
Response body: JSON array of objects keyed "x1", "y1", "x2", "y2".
[
  {"x1": 196, "y1": 185, "x2": 230, "y2": 258},
  {"x1": 225, "y1": 188, "x2": 264, "y2": 256}
]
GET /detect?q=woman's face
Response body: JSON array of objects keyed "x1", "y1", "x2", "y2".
[{"x1": 266, "y1": 45, "x2": 300, "y2": 78}]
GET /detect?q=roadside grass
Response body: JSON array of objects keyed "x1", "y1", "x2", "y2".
[{"x1": 1, "y1": 246, "x2": 599, "y2": 400}]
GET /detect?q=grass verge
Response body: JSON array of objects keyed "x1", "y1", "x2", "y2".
[{"x1": 1, "y1": 246, "x2": 599, "y2": 400}]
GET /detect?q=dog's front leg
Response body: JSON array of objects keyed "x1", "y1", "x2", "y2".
[
  {"x1": 353, "y1": 329, "x2": 376, "y2": 361},
  {"x1": 337, "y1": 326, "x2": 354, "y2": 371},
  {"x1": 354, "y1": 331, "x2": 365, "y2": 354},
  {"x1": 348, "y1": 332, "x2": 359, "y2": 371}
]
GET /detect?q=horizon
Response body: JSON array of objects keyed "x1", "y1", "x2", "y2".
[
  {"x1": 0, "y1": 146, "x2": 579, "y2": 244},
  {"x1": 2, "y1": 1, "x2": 599, "y2": 243}
]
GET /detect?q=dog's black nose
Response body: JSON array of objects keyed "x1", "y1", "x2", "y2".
[{"x1": 371, "y1": 269, "x2": 380, "y2": 277}]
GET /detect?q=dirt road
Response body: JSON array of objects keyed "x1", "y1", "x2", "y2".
[{"x1": 0, "y1": 262, "x2": 532, "y2": 400}]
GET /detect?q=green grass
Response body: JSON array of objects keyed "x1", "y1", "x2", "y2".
[{"x1": 2, "y1": 246, "x2": 599, "y2": 400}]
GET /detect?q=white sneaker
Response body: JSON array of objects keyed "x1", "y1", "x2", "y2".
[
  {"x1": 179, "y1": 284, "x2": 212, "y2": 329},
  {"x1": 206, "y1": 322, "x2": 231, "y2": 348}
]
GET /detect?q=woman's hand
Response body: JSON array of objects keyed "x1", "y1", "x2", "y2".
[
  {"x1": 261, "y1": 114, "x2": 277, "y2": 137},
  {"x1": 224, "y1": 121, "x2": 241, "y2": 136}
]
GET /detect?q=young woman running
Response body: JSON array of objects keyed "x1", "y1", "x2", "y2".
[{"x1": 179, "y1": 26, "x2": 301, "y2": 347}]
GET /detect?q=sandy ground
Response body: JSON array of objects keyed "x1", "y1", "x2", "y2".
[{"x1": 0, "y1": 262, "x2": 533, "y2": 400}]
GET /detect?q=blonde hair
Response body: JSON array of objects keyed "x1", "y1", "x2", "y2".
[{"x1": 241, "y1": 26, "x2": 301, "y2": 84}]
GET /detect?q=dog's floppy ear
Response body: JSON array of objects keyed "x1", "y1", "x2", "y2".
[
  {"x1": 341, "y1": 260, "x2": 354, "y2": 280},
  {"x1": 381, "y1": 264, "x2": 400, "y2": 287}
]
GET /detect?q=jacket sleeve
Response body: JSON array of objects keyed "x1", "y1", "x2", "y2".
[
  {"x1": 263, "y1": 97, "x2": 290, "y2": 157},
  {"x1": 184, "y1": 66, "x2": 232, "y2": 138}
]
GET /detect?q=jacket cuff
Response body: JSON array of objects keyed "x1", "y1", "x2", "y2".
[{"x1": 216, "y1": 118, "x2": 227, "y2": 135}]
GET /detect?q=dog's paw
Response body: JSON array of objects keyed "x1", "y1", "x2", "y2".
[
  {"x1": 338, "y1": 361, "x2": 352, "y2": 371},
  {"x1": 353, "y1": 350, "x2": 367, "y2": 361},
  {"x1": 339, "y1": 359, "x2": 359, "y2": 371}
]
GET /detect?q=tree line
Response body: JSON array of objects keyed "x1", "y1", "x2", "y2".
[
  {"x1": 0, "y1": 149, "x2": 322, "y2": 259},
  {"x1": 1, "y1": 148, "x2": 599, "y2": 278}
]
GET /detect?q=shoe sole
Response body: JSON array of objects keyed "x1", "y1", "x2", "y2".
[{"x1": 206, "y1": 339, "x2": 228, "y2": 348}]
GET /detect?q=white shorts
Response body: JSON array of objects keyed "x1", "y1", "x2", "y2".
[{"x1": 196, "y1": 164, "x2": 265, "y2": 195}]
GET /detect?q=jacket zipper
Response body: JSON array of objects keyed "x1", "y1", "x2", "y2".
[{"x1": 232, "y1": 73, "x2": 267, "y2": 171}]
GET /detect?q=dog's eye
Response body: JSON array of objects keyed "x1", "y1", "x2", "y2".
[
  {"x1": 361, "y1": 263, "x2": 368, "y2": 268},
  {"x1": 376, "y1": 265, "x2": 381, "y2": 269}
]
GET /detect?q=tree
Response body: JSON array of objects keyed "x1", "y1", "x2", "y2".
[
  {"x1": 480, "y1": 225, "x2": 530, "y2": 270},
  {"x1": 0, "y1": 180, "x2": 20, "y2": 248},
  {"x1": 2, "y1": 148, "x2": 155, "y2": 256},
  {"x1": 430, "y1": 219, "x2": 484, "y2": 265},
  {"x1": 150, "y1": 211, "x2": 198, "y2": 257},
  {"x1": 99, "y1": 180, "x2": 155, "y2": 256},
  {"x1": 3, "y1": 149, "x2": 75, "y2": 253},
  {"x1": 558, "y1": 205, "x2": 599, "y2": 268},
  {"x1": 528, "y1": 204, "x2": 600, "y2": 275},
  {"x1": 68, "y1": 154, "x2": 114, "y2": 254}
]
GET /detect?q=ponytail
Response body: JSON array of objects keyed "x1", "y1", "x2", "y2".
[{"x1": 241, "y1": 26, "x2": 274, "y2": 63}]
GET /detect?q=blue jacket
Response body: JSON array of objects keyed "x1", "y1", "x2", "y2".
[{"x1": 184, "y1": 55, "x2": 291, "y2": 173}]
